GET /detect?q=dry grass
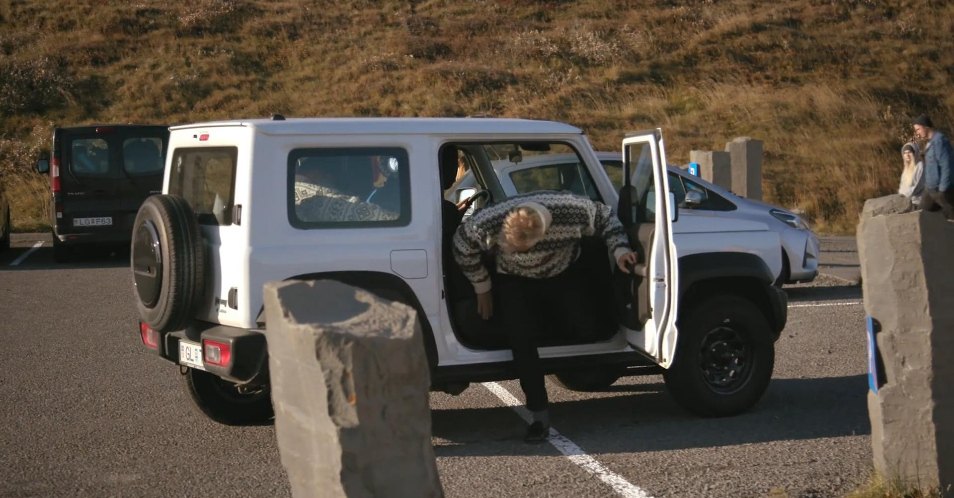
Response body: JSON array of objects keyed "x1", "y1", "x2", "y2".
[{"x1": 1, "y1": 0, "x2": 952, "y2": 233}]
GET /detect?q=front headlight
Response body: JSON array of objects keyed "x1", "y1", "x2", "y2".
[{"x1": 770, "y1": 209, "x2": 810, "y2": 230}]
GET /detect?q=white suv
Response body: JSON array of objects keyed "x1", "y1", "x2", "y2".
[{"x1": 131, "y1": 117, "x2": 787, "y2": 425}]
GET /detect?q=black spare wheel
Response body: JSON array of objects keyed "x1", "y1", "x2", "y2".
[{"x1": 131, "y1": 195, "x2": 205, "y2": 333}]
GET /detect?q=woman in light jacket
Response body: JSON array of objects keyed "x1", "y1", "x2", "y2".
[{"x1": 898, "y1": 141, "x2": 925, "y2": 207}]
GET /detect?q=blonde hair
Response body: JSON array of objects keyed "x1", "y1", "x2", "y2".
[{"x1": 499, "y1": 206, "x2": 547, "y2": 253}]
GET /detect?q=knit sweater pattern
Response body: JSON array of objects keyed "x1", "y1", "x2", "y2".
[{"x1": 452, "y1": 191, "x2": 631, "y2": 294}]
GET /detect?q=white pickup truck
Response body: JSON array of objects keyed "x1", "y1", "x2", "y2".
[{"x1": 130, "y1": 117, "x2": 787, "y2": 425}]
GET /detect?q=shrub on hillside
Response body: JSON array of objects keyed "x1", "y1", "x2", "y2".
[{"x1": 0, "y1": 57, "x2": 72, "y2": 114}]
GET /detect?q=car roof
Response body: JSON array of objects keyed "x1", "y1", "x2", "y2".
[{"x1": 170, "y1": 117, "x2": 584, "y2": 136}]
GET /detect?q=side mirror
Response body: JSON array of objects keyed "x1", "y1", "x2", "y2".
[
  {"x1": 683, "y1": 190, "x2": 704, "y2": 209},
  {"x1": 35, "y1": 159, "x2": 50, "y2": 174},
  {"x1": 35, "y1": 152, "x2": 50, "y2": 174}
]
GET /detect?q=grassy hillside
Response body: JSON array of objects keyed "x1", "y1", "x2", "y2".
[{"x1": 1, "y1": 0, "x2": 952, "y2": 233}]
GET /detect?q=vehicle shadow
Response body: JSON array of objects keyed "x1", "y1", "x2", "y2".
[
  {"x1": 784, "y1": 285, "x2": 862, "y2": 303},
  {"x1": 1, "y1": 245, "x2": 130, "y2": 270},
  {"x1": 431, "y1": 374, "x2": 870, "y2": 457}
]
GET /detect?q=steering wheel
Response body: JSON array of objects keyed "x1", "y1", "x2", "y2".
[{"x1": 457, "y1": 189, "x2": 491, "y2": 212}]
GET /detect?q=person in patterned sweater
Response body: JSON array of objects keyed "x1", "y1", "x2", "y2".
[{"x1": 452, "y1": 191, "x2": 638, "y2": 442}]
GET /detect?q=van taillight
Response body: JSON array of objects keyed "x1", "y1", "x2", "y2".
[
  {"x1": 94, "y1": 126, "x2": 115, "y2": 134},
  {"x1": 139, "y1": 322, "x2": 159, "y2": 350},
  {"x1": 50, "y1": 156, "x2": 61, "y2": 193},
  {"x1": 203, "y1": 339, "x2": 232, "y2": 367}
]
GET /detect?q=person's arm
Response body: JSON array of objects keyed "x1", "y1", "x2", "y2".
[
  {"x1": 452, "y1": 220, "x2": 493, "y2": 295},
  {"x1": 592, "y1": 201, "x2": 638, "y2": 271},
  {"x1": 938, "y1": 138, "x2": 952, "y2": 191}
]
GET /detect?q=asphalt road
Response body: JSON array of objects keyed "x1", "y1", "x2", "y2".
[{"x1": 0, "y1": 234, "x2": 871, "y2": 498}]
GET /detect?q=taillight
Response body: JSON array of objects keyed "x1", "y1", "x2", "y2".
[
  {"x1": 139, "y1": 322, "x2": 159, "y2": 350},
  {"x1": 202, "y1": 339, "x2": 232, "y2": 367},
  {"x1": 50, "y1": 156, "x2": 61, "y2": 193}
]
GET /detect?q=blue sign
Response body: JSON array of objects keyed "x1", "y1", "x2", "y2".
[
  {"x1": 688, "y1": 162, "x2": 699, "y2": 177},
  {"x1": 866, "y1": 316, "x2": 884, "y2": 393}
]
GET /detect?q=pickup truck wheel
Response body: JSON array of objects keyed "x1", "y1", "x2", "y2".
[
  {"x1": 184, "y1": 368, "x2": 273, "y2": 425},
  {"x1": 663, "y1": 295, "x2": 774, "y2": 417},
  {"x1": 553, "y1": 368, "x2": 622, "y2": 392},
  {"x1": 132, "y1": 195, "x2": 205, "y2": 333}
]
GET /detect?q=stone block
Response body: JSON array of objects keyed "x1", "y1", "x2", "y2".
[
  {"x1": 725, "y1": 137, "x2": 763, "y2": 200},
  {"x1": 264, "y1": 279, "x2": 443, "y2": 498},
  {"x1": 689, "y1": 150, "x2": 732, "y2": 190},
  {"x1": 858, "y1": 198, "x2": 954, "y2": 494}
]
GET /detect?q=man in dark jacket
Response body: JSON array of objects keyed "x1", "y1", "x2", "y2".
[{"x1": 913, "y1": 114, "x2": 954, "y2": 220}]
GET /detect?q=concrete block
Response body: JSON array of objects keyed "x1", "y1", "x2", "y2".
[
  {"x1": 858, "y1": 198, "x2": 954, "y2": 494},
  {"x1": 689, "y1": 150, "x2": 732, "y2": 190},
  {"x1": 725, "y1": 137, "x2": 763, "y2": 200},
  {"x1": 264, "y1": 279, "x2": 443, "y2": 498}
]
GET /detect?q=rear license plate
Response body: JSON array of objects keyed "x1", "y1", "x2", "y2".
[
  {"x1": 73, "y1": 217, "x2": 113, "y2": 227},
  {"x1": 179, "y1": 340, "x2": 205, "y2": 371}
]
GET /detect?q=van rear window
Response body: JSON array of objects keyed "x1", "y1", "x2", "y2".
[
  {"x1": 122, "y1": 138, "x2": 164, "y2": 175},
  {"x1": 70, "y1": 139, "x2": 110, "y2": 175},
  {"x1": 169, "y1": 147, "x2": 237, "y2": 225}
]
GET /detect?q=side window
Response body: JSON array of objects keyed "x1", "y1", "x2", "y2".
[
  {"x1": 70, "y1": 139, "x2": 109, "y2": 175},
  {"x1": 627, "y1": 142, "x2": 656, "y2": 223},
  {"x1": 508, "y1": 162, "x2": 601, "y2": 201},
  {"x1": 169, "y1": 147, "x2": 237, "y2": 225},
  {"x1": 668, "y1": 172, "x2": 687, "y2": 206},
  {"x1": 122, "y1": 138, "x2": 164, "y2": 175},
  {"x1": 289, "y1": 147, "x2": 409, "y2": 228}
]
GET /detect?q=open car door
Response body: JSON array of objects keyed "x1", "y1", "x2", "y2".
[{"x1": 616, "y1": 129, "x2": 679, "y2": 367}]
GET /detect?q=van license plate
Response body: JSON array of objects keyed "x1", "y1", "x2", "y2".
[
  {"x1": 73, "y1": 217, "x2": 113, "y2": 227},
  {"x1": 179, "y1": 340, "x2": 205, "y2": 371}
]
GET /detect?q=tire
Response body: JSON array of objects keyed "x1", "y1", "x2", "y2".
[
  {"x1": 0, "y1": 210, "x2": 9, "y2": 251},
  {"x1": 52, "y1": 234, "x2": 72, "y2": 263},
  {"x1": 663, "y1": 295, "x2": 775, "y2": 417},
  {"x1": 553, "y1": 368, "x2": 623, "y2": 392},
  {"x1": 131, "y1": 195, "x2": 205, "y2": 333},
  {"x1": 183, "y1": 368, "x2": 274, "y2": 425}
]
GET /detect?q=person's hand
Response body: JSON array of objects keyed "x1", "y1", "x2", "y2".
[
  {"x1": 616, "y1": 251, "x2": 639, "y2": 273},
  {"x1": 476, "y1": 290, "x2": 493, "y2": 320}
]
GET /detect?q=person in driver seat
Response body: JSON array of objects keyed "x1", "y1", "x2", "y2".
[{"x1": 452, "y1": 190, "x2": 638, "y2": 443}]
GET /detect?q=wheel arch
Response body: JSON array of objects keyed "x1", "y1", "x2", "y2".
[
  {"x1": 678, "y1": 252, "x2": 787, "y2": 339},
  {"x1": 254, "y1": 270, "x2": 439, "y2": 369}
]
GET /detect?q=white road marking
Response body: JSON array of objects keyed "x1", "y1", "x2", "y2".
[
  {"x1": 481, "y1": 382, "x2": 654, "y2": 498},
  {"x1": 9, "y1": 241, "x2": 44, "y2": 266},
  {"x1": 788, "y1": 301, "x2": 863, "y2": 308}
]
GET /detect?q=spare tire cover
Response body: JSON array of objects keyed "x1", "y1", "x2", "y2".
[{"x1": 131, "y1": 194, "x2": 206, "y2": 333}]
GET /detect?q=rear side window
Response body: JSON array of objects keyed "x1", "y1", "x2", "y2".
[
  {"x1": 70, "y1": 139, "x2": 110, "y2": 175},
  {"x1": 122, "y1": 138, "x2": 164, "y2": 175},
  {"x1": 169, "y1": 147, "x2": 237, "y2": 225},
  {"x1": 289, "y1": 147, "x2": 409, "y2": 228}
]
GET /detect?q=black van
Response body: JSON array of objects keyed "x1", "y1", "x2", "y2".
[{"x1": 35, "y1": 125, "x2": 169, "y2": 261}]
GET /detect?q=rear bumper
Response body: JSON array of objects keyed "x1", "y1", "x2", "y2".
[
  {"x1": 156, "y1": 321, "x2": 267, "y2": 384},
  {"x1": 54, "y1": 228, "x2": 134, "y2": 246}
]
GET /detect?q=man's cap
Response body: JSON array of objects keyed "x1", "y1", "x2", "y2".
[{"x1": 912, "y1": 114, "x2": 934, "y2": 128}]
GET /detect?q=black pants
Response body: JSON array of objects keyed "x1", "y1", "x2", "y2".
[
  {"x1": 494, "y1": 261, "x2": 589, "y2": 412},
  {"x1": 921, "y1": 189, "x2": 954, "y2": 220}
]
